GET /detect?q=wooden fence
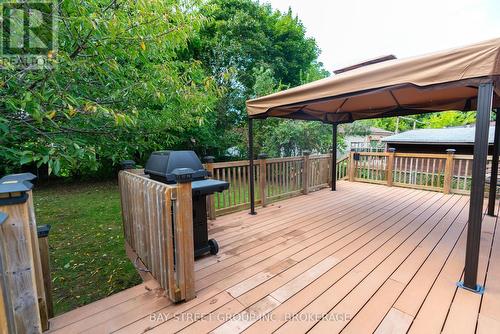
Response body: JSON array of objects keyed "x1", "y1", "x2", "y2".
[
  {"x1": 204, "y1": 153, "x2": 349, "y2": 217},
  {"x1": 118, "y1": 170, "x2": 195, "y2": 303}
]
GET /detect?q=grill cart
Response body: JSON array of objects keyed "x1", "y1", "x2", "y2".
[{"x1": 144, "y1": 151, "x2": 228, "y2": 257}]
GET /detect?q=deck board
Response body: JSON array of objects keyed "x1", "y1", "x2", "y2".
[{"x1": 47, "y1": 182, "x2": 500, "y2": 334}]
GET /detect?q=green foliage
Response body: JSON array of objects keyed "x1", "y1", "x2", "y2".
[
  {"x1": 367, "y1": 111, "x2": 477, "y2": 133},
  {"x1": 342, "y1": 121, "x2": 372, "y2": 137},
  {"x1": 1, "y1": 0, "x2": 218, "y2": 176},
  {"x1": 247, "y1": 63, "x2": 334, "y2": 157},
  {"x1": 187, "y1": 0, "x2": 327, "y2": 158},
  {"x1": 424, "y1": 111, "x2": 476, "y2": 128},
  {"x1": 261, "y1": 120, "x2": 334, "y2": 157},
  {"x1": 1, "y1": 0, "x2": 329, "y2": 176}
]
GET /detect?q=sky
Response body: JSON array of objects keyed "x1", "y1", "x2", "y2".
[{"x1": 266, "y1": 0, "x2": 500, "y2": 73}]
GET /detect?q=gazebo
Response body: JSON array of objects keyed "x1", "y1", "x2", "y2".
[{"x1": 246, "y1": 37, "x2": 500, "y2": 293}]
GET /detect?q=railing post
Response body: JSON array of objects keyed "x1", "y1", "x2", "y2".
[
  {"x1": 0, "y1": 176, "x2": 42, "y2": 333},
  {"x1": 0, "y1": 211, "x2": 13, "y2": 334},
  {"x1": 443, "y1": 149, "x2": 456, "y2": 194},
  {"x1": 303, "y1": 150, "x2": 311, "y2": 195},
  {"x1": 258, "y1": 153, "x2": 268, "y2": 207},
  {"x1": 203, "y1": 156, "x2": 216, "y2": 220},
  {"x1": 386, "y1": 148, "x2": 396, "y2": 187},
  {"x1": 172, "y1": 168, "x2": 195, "y2": 301},
  {"x1": 349, "y1": 149, "x2": 356, "y2": 182},
  {"x1": 37, "y1": 225, "x2": 53, "y2": 319}
]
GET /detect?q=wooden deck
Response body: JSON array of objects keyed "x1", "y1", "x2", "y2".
[{"x1": 47, "y1": 182, "x2": 500, "y2": 334}]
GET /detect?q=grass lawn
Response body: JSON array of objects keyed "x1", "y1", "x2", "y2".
[{"x1": 33, "y1": 181, "x2": 141, "y2": 316}]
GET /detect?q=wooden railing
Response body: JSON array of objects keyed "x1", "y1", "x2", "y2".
[
  {"x1": 203, "y1": 150, "x2": 498, "y2": 219},
  {"x1": 118, "y1": 170, "x2": 195, "y2": 303},
  {"x1": 349, "y1": 151, "x2": 498, "y2": 195},
  {"x1": 205, "y1": 153, "x2": 348, "y2": 217}
]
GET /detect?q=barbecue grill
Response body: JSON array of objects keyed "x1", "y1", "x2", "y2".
[{"x1": 144, "y1": 151, "x2": 228, "y2": 257}]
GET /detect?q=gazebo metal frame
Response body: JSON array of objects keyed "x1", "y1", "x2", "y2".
[{"x1": 245, "y1": 38, "x2": 500, "y2": 293}]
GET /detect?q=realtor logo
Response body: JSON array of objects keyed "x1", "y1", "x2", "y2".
[{"x1": 1, "y1": 0, "x2": 57, "y2": 69}]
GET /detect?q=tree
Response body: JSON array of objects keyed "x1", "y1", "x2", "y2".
[
  {"x1": 367, "y1": 111, "x2": 477, "y2": 134},
  {"x1": 1, "y1": 0, "x2": 217, "y2": 176},
  {"x1": 0, "y1": 0, "x2": 331, "y2": 177},
  {"x1": 423, "y1": 111, "x2": 476, "y2": 128},
  {"x1": 186, "y1": 0, "x2": 326, "y2": 158},
  {"x1": 242, "y1": 64, "x2": 335, "y2": 158}
]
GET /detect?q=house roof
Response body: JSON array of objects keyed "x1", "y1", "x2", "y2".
[
  {"x1": 246, "y1": 37, "x2": 500, "y2": 123},
  {"x1": 381, "y1": 126, "x2": 495, "y2": 145}
]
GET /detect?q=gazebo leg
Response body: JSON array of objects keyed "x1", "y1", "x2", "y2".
[
  {"x1": 460, "y1": 82, "x2": 494, "y2": 293},
  {"x1": 331, "y1": 124, "x2": 337, "y2": 191},
  {"x1": 487, "y1": 109, "x2": 500, "y2": 216},
  {"x1": 248, "y1": 117, "x2": 256, "y2": 215}
]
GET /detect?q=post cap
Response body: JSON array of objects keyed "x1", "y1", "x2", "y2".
[
  {"x1": 388, "y1": 148, "x2": 396, "y2": 153},
  {"x1": 37, "y1": 224, "x2": 51, "y2": 238},
  {"x1": 258, "y1": 153, "x2": 268, "y2": 159},
  {"x1": 172, "y1": 168, "x2": 194, "y2": 183},
  {"x1": 446, "y1": 149, "x2": 456, "y2": 154},
  {"x1": 0, "y1": 179, "x2": 32, "y2": 205},
  {"x1": 0, "y1": 212, "x2": 7, "y2": 225},
  {"x1": 203, "y1": 156, "x2": 215, "y2": 163},
  {"x1": 121, "y1": 160, "x2": 136, "y2": 170},
  {"x1": 0, "y1": 179, "x2": 33, "y2": 194},
  {"x1": 303, "y1": 150, "x2": 311, "y2": 156},
  {"x1": 0, "y1": 172, "x2": 37, "y2": 183}
]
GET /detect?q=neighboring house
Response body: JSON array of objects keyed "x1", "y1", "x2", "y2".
[
  {"x1": 382, "y1": 124, "x2": 495, "y2": 155},
  {"x1": 343, "y1": 127, "x2": 393, "y2": 153}
]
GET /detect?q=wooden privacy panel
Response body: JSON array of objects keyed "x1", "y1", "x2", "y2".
[{"x1": 118, "y1": 171, "x2": 194, "y2": 302}]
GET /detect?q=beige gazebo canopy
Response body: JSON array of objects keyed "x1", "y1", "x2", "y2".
[
  {"x1": 245, "y1": 37, "x2": 500, "y2": 294},
  {"x1": 247, "y1": 37, "x2": 500, "y2": 124}
]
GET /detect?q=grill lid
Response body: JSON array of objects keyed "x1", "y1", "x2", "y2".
[{"x1": 145, "y1": 151, "x2": 208, "y2": 183}]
